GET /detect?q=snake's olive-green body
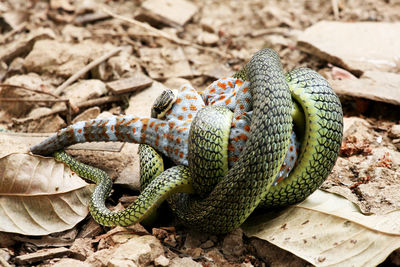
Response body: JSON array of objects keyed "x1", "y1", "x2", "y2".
[{"x1": 53, "y1": 49, "x2": 343, "y2": 233}]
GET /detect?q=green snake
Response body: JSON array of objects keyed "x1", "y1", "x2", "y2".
[{"x1": 32, "y1": 49, "x2": 343, "y2": 234}]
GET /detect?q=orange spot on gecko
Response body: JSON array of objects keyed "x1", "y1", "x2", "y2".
[
  {"x1": 235, "y1": 80, "x2": 243, "y2": 86},
  {"x1": 219, "y1": 95, "x2": 226, "y2": 100},
  {"x1": 179, "y1": 152, "x2": 184, "y2": 158},
  {"x1": 175, "y1": 148, "x2": 179, "y2": 155},
  {"x1": 150, "y1": 121, "x2": 155, "y2": 128},
  {"x1": 228, "y1": 81, "x2": 233, "y2": 88},
  {"x1": 240, "y1": 134, "x2": 248, "y2": 141},
  {"x1": 185, "y1": 95, "x2": 198, "y2": 100},
  {"x1": 78, "y1": 129, "x2": 82, "y2": 133},
  {"x1": 231, "y1": 122, "x2": 236, "y2": 128},
  {"x1": 182, "y1": 106, "x2": 188, "y2": 111},
  {"x1": 244, "y1": 125, "x2": 250, "y2": 132},
  {"x1": 228, "y1": 144, "x2": 235, "y2": 152},
  {"x1": 240, "y1": 104, "x2": 245, "y2": 110},
  {"x1": 141, "y1": 133, "x2": 147, "y2": 142},
  {"x1": 245, "y1": 98, "x2": 250, "y2": 103},
  {"x1": 176, "y1": 98, "x2": 182, "y2": 104},
  {"x1": 155, "y1": 137, "x2": 159, "y2": 147},
  {"x1": 132, "y1": 128, "x2": 136, "y2": 134},
  {"x1": 178, "y1": 115, "x2": 184, "y2": 120},
  {"x1": 228, "y1": 156, "x2": 239, "y2": 162},
  {"x1": 217, "y1": 82, "x2": 227, "y2": 89},
  {"x1": 235, "y1": 115, "x2": 241, "y2": 120},
  {"x1": 168, "y1": 122, "x2": 175, "y2": 128},
  {"x1": 188, "y1": 114, "x2": 193, "y2": 119},
  {"x1": 243, "y1": 87, "x2": 249, "y2": 93},
  {"x1": 233, "y1": 136, "x2": 239, "y2": 142},
  {"x1": 289, "y1": 145, "x2": 294, "y2": 152},
  {"x1": 276, "y1": 176, "x2": 285, "y2": 184},
  {"x1": 140, "y1": 118, "x2": 149, "y2": 124},
  {"x1": 189, "y1": 105, "x2": 197, "y2": 111},
  {"x1": 209, "y1": 88, "x2": 216, "y2": 94}
]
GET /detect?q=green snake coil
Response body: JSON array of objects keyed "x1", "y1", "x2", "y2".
[{"x1": 53, "y1": 49, "x2": 343, "y2": 234}]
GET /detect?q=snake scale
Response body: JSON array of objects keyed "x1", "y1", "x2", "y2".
[{"x1": 31, "y1": 49, "x2": 343, "y2": 234}]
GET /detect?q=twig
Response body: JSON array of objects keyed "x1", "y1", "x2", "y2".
[
  {"x1": 0, "y1": 83, "x2": 79, "y2": 114},
  {"x1": 102, "y1": 7, "x2": 231, "y2": 58},
  {"x1": 54, "y1": 47, "x2": 123, "y2": 96},
  {"x1": 331, "y1": 0, "x2": 340, "y2": 20},
  {"x1": 12, "y1": 95, "x2": 122, "y2": 124},
  {"x1": 0, "y1": 98, "x2": 68, "y2": 103},
  {"x1": 0, "y1": 83, "x2": 60, "y2": 99},
  {"x1": 0, "y1": 22, "x2": 27, "y2": 44},
  {"x1": 0, "y1": 254, "x2": 12, "y2": 267}
]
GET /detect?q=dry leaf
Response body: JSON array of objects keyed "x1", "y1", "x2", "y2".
[
  {"x1": 0, "y1": 153, "x2": 94, "y2": 236},
  {"x1": 243, "y1": 190, "x2": 400, "y2": 266}
]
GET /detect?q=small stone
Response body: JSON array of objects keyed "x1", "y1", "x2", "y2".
[
  {"x1": 389, "y1": 125, "x2": 400, "y2": 139},
  {"x1": 52, "y1": 258, "x2": 91, "y2": 267},
  {"x1": 69, "y1": 238, "x2": 94, "y2": 261},
  {"x1": 200, "y1": 240, "x2": 214, "y2": 249},
  {"x1": 152, "y1": 228, "x2": 169, "y2": 240},
  {"x1": 298, "y1": 21, "x2": 400, "y2": 74},
  {"x1": 197, "y1": 32, "x2": 219, "y2": 45},
  {"x1": 139, "y1": 47, "x2": 193, "y2": 79},
  {"x1": 77, "y1": 218, "x2": 103, "y2": 238},
  {"x1": 108, "y1": 259, "x2": 137, "y2": 267},
  {"x1": 187, "y1": 248, "x2": 202, "y2": 258},
  {"x1": 107, "y1": 73, "x2": 153, "y2": 95},
  {"x1": 169, "y1": 257, "x2": 202, "y2": 267},
  {"x1": 0, "y1": 73, "x2": 55, "y2": 117},
  {"x1": 222, "y1": 228, "x2": 245, "y2": 256},
  {"x1": 14, "y1": 247, "x2": 70, "y2": 265},
  {"x1": 126, "y1": 81, "x2": 168, "y2": 117},
  {"x1": 87, "y1": 235, "x2": 164, "y2": 267},
  {"x1": 154, "y1": 255, "x2": 170, "y2": 266},
  {"x1": 26, "y1": 108, "x2": 66, "y2": 133},
  {"x1": 163, "y1": 77, "x2": 191, "y2": 90},
  {"x1": 330, "y1": 71, "x2": 400, "y2": 106},
  {"x1": 184, "y1": 231, "x2": 206, "y2": 249},
  {"x1": 24, "y1": 40, "x2": 115, "y2": 77},
  {"x1": 0, "y1": 28, "x2": 55, "y2": 64},
  {"x1": 72, "y1": 107, "x2": 101, "y2": 124},
  {"x1": 206, "y1": 249, "x2": 230, "y2": 266},
  {"x1": 62, "y1": 79, "x2": 107, "y2": 106},
  {"x1": 164, "y1": 234, "x2": 178, "y2": 247},
  {"x1": 139, "y1": 0, "x2": 198, "y2": 27}
]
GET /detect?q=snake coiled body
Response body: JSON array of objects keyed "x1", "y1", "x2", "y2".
[{"x1": 33, "y1": 49, "x2": 343, "y2": 234}]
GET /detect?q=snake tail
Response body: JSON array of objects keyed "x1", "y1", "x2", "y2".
[
  {"x1": 53, "y1": 151, "x2": 193, "y2": 226},
  {"x1": 170, "y1": 48, "x2": 293, "y2": 233}
]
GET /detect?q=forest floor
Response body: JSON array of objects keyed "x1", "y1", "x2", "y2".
[{"x1": 1, "y1": 0, "x2": 400, "y2": 266}]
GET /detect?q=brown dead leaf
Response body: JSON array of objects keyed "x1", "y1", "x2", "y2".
[
  {"x1": 0, "y1": 153, "x2": 94, "y2": 235},
  {"x1": 243, "y1": 190, "x2": 400, "y2": 267}
]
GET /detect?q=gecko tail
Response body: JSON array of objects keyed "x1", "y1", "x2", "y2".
[{"x1": 30, "y1": 116, "x2": 146, "y2": 156}]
